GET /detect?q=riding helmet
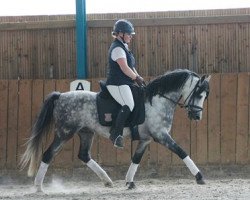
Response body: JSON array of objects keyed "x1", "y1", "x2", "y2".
[{"x1": 112, "y1": 19, "x2": 135, "y2": 35}]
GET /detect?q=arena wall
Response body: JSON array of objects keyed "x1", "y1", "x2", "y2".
[
  {"x1": 0, "y1": 73, "x2": 249, "y2": 170},
  {"x1": 0, "y1": 8, "x2": 250, "y2": 79}
]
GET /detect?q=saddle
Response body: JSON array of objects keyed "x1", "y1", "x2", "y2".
[{"x1": 96, "y1": 80, "x2": 145, "y2": 140}]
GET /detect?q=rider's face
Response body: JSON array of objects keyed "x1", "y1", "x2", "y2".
[
  {"x1": 119, "y1": 33, "x2": 133, "y2": 44},
  {"x1": 124, "y1": 33, "x2": 133, "y2": 43}
]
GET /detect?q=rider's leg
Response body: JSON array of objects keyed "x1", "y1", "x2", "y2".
[
  {"x1": 107, "y1": 85, "x2": 134, "y2": 148},
  {"x1": 110, "y1": 105, "x2": 131, "y2": 148}
]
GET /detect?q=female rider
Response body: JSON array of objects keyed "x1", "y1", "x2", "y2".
[{"x1": 106, "y1": 19, "x2": 144, "y2": 148}]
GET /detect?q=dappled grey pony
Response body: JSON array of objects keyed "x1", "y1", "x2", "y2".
[{"x1": 20, "y1": 69, "x2": 210, "y2": 192}]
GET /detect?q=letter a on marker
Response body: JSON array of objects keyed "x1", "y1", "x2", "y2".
[{"x1": 76, "y1": 82, "x2": 84, "y2": 90}]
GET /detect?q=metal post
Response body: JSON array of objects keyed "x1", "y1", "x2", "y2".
[{"x1": 75, "y1": 0, "x2": 87, "y2": 79}]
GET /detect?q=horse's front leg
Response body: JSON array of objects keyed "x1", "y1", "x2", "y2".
[
  {"x1": 154, "y1": 133, "x2": 205, "y2": 184},
  {"x1": 126, "y1": 139, "x2": 151, "y2": 189},
  {"x1": 78, "y1": 129, "x2": 113, "y2": 187}
]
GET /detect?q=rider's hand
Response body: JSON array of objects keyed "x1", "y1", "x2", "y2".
[{"x1": 135, "y1": 75, "x2": 145, "y2": 87}]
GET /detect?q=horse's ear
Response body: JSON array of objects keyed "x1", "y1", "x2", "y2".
[
  {"x1": 205, "y1": 75, "x2": 211, "y2": 82},
  {"x1": 201, "y1": 75, "x2": 211, "y2": 83},
  {"x1": 200, "y1": 75, "x2": 206, "y2": 82}
]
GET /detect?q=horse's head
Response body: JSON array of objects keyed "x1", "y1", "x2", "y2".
[
  {"x1": 182, "y1": 74, "x2": 211, "y2": 120},
  {"x1": 145, "y1": 69, "x2": 211, "y2": 120}
]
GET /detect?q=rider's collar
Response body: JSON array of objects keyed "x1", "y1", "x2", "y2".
[{"x1": 116, "y1": 38, "x2": 129, "y2": 50}]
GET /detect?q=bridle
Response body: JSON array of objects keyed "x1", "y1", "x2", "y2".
[
  {"x1": 184, "y1": 81, "x2": 205, "y2": 117},
  {"x1": 160, "y1": 77, "x2": 209, "y2": 114}
]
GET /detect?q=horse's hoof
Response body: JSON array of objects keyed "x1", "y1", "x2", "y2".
[
  {"x1": 35, "y1": 185, "x2": 44, "y2": 193},
  {"x1": 104, "y1": 181, "x2": 114, "y2": 188},
  {"x1": 196, "y1": 179, "x2": 206, "y2": 185},
  {"x1": 126, "y1": 182, "x2": 136, "y2": 189},
  {"x1": 195, "y1": 172, "x2": 206, "y2": 185}
]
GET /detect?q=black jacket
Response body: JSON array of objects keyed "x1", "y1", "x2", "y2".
[{"x1": 106, "y1": 39, "x2": 136, "y2": 85}]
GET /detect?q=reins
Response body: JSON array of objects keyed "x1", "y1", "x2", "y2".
[
  {"x1": 160, "y1": 78, "x2": 202, "y2": 111},
  {"x1": 160, "y1": 94, "x2": 184, "y2": 108}
]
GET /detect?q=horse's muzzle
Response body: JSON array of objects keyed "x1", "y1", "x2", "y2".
[
  {"x1": 186, "y1": 105, "x2": 203, "y2": 120},
  {"x1": 188, "y1": 110, "x2": 202, "y2": 120}
]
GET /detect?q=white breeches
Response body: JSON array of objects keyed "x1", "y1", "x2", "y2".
[{"x1": 107, "y1": 85, "x2": 135, "y2": 112}]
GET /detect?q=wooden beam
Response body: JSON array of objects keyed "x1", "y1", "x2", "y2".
[
  {"x1": 87, "y1": 15, "x2": 250, "y2": 27},
  {"x1": 1, "y1": 15, "x2": 250, "y2": 31},
  {"x1": 0, "y1": 20, "x2": 75, "y2": 30}
]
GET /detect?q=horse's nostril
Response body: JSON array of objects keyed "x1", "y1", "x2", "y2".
[{"x1": 195, "y1": 115, "x2": 200, "y2": 120}]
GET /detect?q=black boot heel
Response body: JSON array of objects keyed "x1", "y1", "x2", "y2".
[{"x1": 114, "y1": 135, "x2": 124, "y2": 148}]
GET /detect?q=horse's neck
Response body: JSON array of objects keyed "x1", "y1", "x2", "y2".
[
  {"x1": 145, "y1": 93, "x2": 179, "y2": 133},
  {"x1": 145, "y1": 92, "x2": 179, "y2": 113}
]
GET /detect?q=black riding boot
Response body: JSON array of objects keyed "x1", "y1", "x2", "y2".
[{"x1": 110, "y1": 105, "x2": 131, "y2": 148}]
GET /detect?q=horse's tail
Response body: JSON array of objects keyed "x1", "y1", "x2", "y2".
[{"x1": 20, "y1": 91, "x2": 61, "y2": 177}]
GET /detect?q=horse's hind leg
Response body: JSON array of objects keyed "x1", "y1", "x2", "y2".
[
  {"x1": 34, "y1": 133, "x2": 69, "y2": 192},
  {"x1": 78, "y1": 128, "x2": 113, "y2": 187},
  {"x1": 154, "y1": 133, "x2": 205, "y2": 184}
]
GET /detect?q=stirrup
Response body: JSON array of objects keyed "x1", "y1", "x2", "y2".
[{"x1": 114, "y1": 135, "x2": 124, "y2": 149}]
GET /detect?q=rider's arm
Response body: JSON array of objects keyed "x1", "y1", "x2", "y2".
[
  {"x1": 133, "y1": 67, "x2": 140, "y2": 76},
  {"x1": 116, "y1": 58, "x2": 137, "y2": 80},
  {"x1": 112, "y1": 47, "x2": 137, "y2": 80}
]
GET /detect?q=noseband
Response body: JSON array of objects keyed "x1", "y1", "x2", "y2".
[{"x1": 183, "y1": 81, "x2": 203, "y2": 114}]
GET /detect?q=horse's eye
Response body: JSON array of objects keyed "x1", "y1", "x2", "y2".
[{"x1": 196, "y1": 94, "x2": 203, "y2": 99}]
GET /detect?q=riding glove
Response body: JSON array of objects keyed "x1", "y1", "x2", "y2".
[{"x1": 135, "y1": 75, "x2": 145, "y2": 87}]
